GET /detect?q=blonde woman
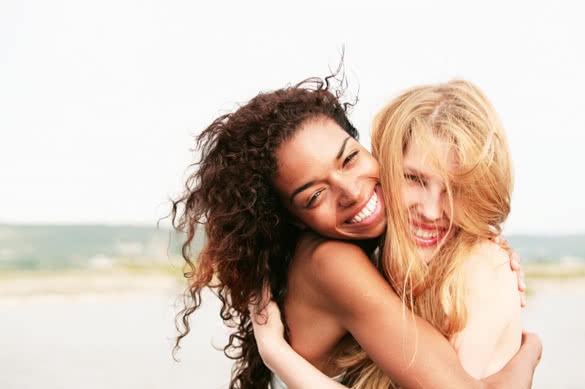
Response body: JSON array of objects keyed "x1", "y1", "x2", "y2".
[{"x1": 252, "y1": 80, "x2": 539, "y2": 388}]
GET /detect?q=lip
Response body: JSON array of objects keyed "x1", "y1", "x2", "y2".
[
  {"x1": 344, "y1": 185, "x2": 384, "y2": 227},
  {"x1": 410, "y1": 221, "x2": 449, "y2": 247},
  {"x1": 411, "y1": 221, "x2": 448, "y2": 231}
]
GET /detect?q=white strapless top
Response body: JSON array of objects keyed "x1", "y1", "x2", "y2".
[{"x1": 270, "y1": 372, "x2": 345, "y2": 388}]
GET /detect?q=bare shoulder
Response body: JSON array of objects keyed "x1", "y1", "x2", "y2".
[
  {"x1": 294, "y1": 233, "x2": 371, "y2": 272},
  {"x1": 311, "y1": 238, "x2": 371, "y2": 265},
  {"x1": 293, "y1": 236, "x2": 390, "y2": 317},
  {"x1": 454, "y1": 240, "x2": 522, "y2": 378},
  {"x1": 465, "y1": 239, "x2": 510, "y2": 278},
  {"x1": 305, "y1": 238, "x2": 375, "y2": 286},
  {"x1": 464, "y1": 239, "x2": 518, "y2": 306}
]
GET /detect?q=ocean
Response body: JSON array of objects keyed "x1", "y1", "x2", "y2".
[{"x1": 0, "y1": 224, "x2": 583, "y2": 270}]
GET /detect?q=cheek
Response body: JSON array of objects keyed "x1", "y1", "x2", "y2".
[
  {"x1": 358, "y1": 153, "x2": 380, "y2": 177},
  {"x1": 442, "y1": 201, "x2": 451, "y2": 219},
  {"x1": 441, "y1": 195, "x2": 456, "y2": 219},
  {"x1": 318, "y1": 200, "x2": 339, "y2": 225},
  {"x1": 446, "y1": 199, "x2": 459, "y2": 224},
  {"x1": 401, "y1": 184, "x2": 416, "y2": 209},
  {"x1": 300, "y1": 205, "x2": 336, "y2": 231},
  {"x1": 367, "y1": 157, "x2": 381, "y2": 177}
]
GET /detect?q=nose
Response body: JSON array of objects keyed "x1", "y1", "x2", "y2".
[
  {"x1": 333, "y1": 174, "x2": 361, "y2": 208},
  {"x1": 420, "y1": 187, "x2": 444, "y2": 221}
]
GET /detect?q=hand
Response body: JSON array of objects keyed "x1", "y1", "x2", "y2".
[
  {"x1": 250, "y1": 287, "x2": 287, "y2": 371},
  {"x1": 492, "y1": 236, "x2": 527, "y2": 307},
  {"x1": 520, "y1": 331, "x2": 543, "y2": 368}
]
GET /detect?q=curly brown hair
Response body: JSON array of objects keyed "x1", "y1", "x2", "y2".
[{"x1": 171, "y1": 74, "x2": 359, "y2": 388}]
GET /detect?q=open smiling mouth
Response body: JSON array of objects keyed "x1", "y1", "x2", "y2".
[
  {"x1": 410, "y1": 223, "x2": 448, "y2": 247},
  {"x1": 345, "y1": 188, "x2": 381, "y2": 225}
]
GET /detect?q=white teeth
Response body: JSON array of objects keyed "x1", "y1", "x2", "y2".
[
  {"x1": 366, "y1": 198, "x2": 375, "y2": 212},
  {"x1": 411, "y1": 227, "x2": 441, "y2": 239},
  {"x1": 348, "y1": 192, "x2": 378, "y2": 224}
]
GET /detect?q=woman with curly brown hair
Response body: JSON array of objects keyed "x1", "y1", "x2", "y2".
[{"x1": 171, "y1": 75, "x2": 540, "y2": 389}]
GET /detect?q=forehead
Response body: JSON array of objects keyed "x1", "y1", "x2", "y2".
[
  {"x1": 274, "y1": 118, "x2": 351, "y2": 190},
  {"x1": 404, "y1": 134, "x2": 458, "y2": 174}
]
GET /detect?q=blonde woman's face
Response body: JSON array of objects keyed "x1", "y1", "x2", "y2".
[
  {"x1": 273, "y1": 118, "x2": 386, "y2": 240},
  {"x1": 401, "y1": 135, "x2": 457, "y2": 263}
]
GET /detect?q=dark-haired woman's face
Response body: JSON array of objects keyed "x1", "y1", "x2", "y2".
[{"x1": 273, "y1": 117, "x2": 386, "y2": 240}]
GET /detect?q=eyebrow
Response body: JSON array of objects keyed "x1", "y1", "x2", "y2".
[
  {"x1": 404, "y1": 167, "x2": 429, "y2": 180},
  {"x1": 336, "y1": 137, "x2": 351, "y2": 160},
  {"x1": 289, "y1": 136, "x2": 351, "y2": 203},
  {"x1": 289, "y1": 180, "x2": 316, "y2": 203}
]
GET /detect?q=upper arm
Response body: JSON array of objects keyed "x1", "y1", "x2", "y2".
[
  {"x1": 304, "y1": 241, "x2": 481, "y2": 389},
  {"x1": 452, "y1": 242, "x2": 522, "y2": 379}
]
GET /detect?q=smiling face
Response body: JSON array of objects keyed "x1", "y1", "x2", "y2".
[
  {"x1": 401, "y1": 135, "x2": 458, "y2": 263},
  {"x1": 272, "y1": 117, "x2": 386, "y2": 240}
]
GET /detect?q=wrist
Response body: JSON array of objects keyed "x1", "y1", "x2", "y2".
[{"x1": 257, "y1": 337, "x2": 290, "y2": 370}]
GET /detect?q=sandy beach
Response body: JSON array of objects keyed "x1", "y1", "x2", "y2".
[{"x1": 1, "y1": 268, "x2": 584, "y2": 389}]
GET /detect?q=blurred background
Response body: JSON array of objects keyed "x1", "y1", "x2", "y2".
[{"x1": 1, "y1": 1, "x2": 583, "y2": 388}]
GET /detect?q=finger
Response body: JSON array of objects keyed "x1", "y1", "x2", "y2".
[
  {"x1": 519, "y1": 280, "x2": 526, "y2": 292},
  {"x1": 509, "y1": 251, "x2": 521, "y2": 271},
  {"x1": 250, "y1": 282, "x2": 273, "y2": 314},
  {"x1": 249, "y1": 301, "x2": 262, "y2": 319},
  {"x1": 519, "y1": 270, "x2": 526, "y2": 291},
  {"x1": 493, "y1": 235, "x2": 510, "y2": 251},
  {"x1": 250, "y1": 301, "x2": 271, "y2": 326},
  {"x1": 496, "y1": 236, "x2": 509, "y2": 248},
  {"x1": 520, "y1": 292, "x2": 527, "y2": 307}
]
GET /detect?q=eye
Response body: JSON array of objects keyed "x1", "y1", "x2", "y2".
[
  {"x1": 405, "y1": 173, "x2": 426, "y2": 187},
  {"x1": 343, "y1": 151, "x2": 359, "y2": 167},
  {"x1": 306, "y1": 190, "x2": 323, "y2": 208}
]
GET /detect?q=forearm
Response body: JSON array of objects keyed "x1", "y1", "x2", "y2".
[
  {"x1": 352, "y1": 316, "x2": 539, "y2": 389},
  {"x1": 261, "y1": 340, "x2": 347, "y2": 389},
  {"x1": 261, "y1": 331, "x2": 540, "y2": 389},
  {"x1": 350, "y1": 313, "x2": 482, "y2": 389}
]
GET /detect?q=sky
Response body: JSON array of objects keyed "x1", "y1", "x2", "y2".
[{"x1": 1, "y1": 0, "x2": 584, "y2": 234}]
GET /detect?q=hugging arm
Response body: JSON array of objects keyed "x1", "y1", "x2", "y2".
[
  {"x1": 252, "y1": 300, "x2": 348, "y2": 389},
  {"x1": 253, "y1": 301, "x2": 541, "y2": 389},
  {"x1": 308, "y1": 241, "x2": 481, "y2": 388},
  {"x1": 253, "y1": 241, "x2": 540, "y2": 389}
]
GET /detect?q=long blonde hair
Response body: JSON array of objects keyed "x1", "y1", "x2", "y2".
[{"x1": 342, "y1": 80, "x2": 513, "y2": 388}]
